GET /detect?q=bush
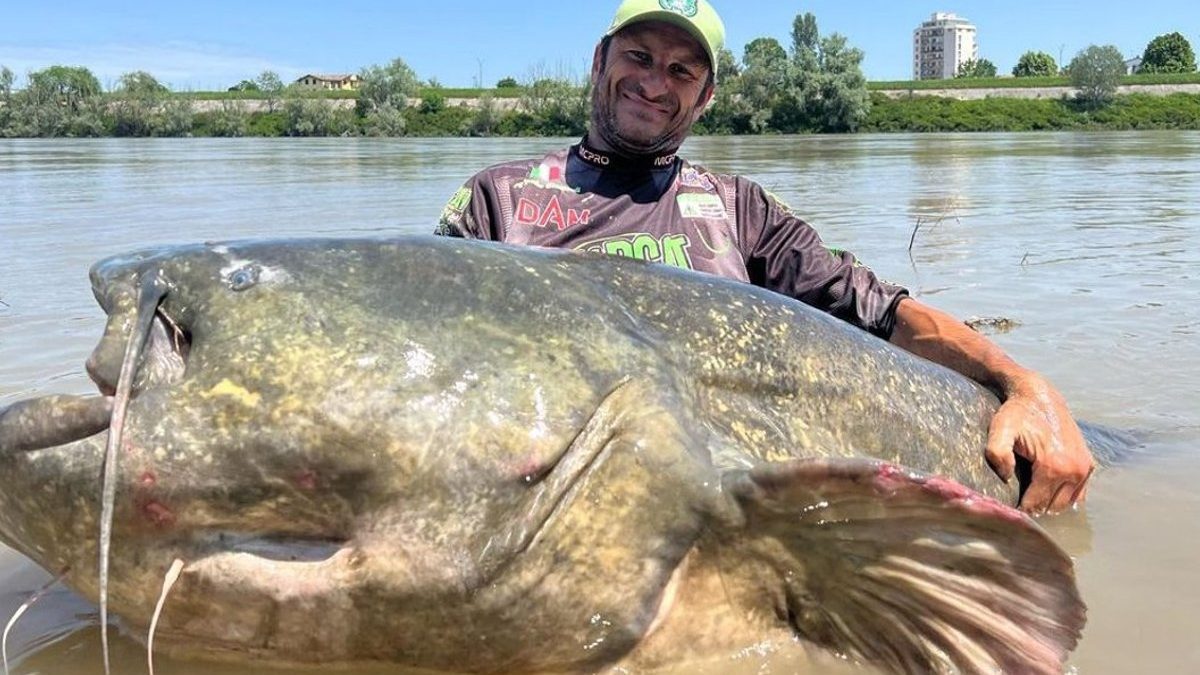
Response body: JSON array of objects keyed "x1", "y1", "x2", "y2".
[
  {"x1": 957, "y1": 59, "x2": 998, "y2": 78},
  {"x1": 247, "y1": 112, "x2": 286, "y2": 136},
  {"x1": 419, "y1": 89, "x2": 446, "y2": 114},
  {"x1": 466, "y1": 95, "x2": 500, "y2": 136},
  {"x1": 1140, "y1": 32, "x2": 1197, "y2": 74},
  {"x1": 1068, "y1": 45, "x2": 1126, "y2": 108},
  {"x1": 283, "y1": 98, "x2": 355, "y2": 136},
  {"x1": 362, "y1": 104, "x2": 408, "y2": 136},
  {"x1": 519, "y1": 77, "x2": 589, "y2": 136},
  {"x1": 403, "y1": 104, "x2": 474, "y2": 136},
  {"x1": 1013, "y1": 52, "x2": 1058, "y2": 78},
  {"x1": 860, "y1": 92, "x2": 1200, "y2": 133}
]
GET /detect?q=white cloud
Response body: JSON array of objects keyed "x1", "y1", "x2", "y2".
[{"x1": 0, "y1": 42, "x2": 320, "y2": 91}]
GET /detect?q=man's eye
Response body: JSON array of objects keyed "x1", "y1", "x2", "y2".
[
  {"x1": 629, "y1": 51, "x2": 651, "y2": 65},
  {"x1": 670, "y1": 64, "x2": 695, "y2": 79}
]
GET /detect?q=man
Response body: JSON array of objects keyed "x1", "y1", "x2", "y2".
[{"x1": 435, "y1": 0, "x2": 1094, "y2": 513}]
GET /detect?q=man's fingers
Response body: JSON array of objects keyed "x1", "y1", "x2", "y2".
[
  {"x1": 1017, "y1": 477, "x2": 1057, "y2": 514},
  {"x1": 1069, "y1": 466, "x2": 1095, "y2": 505},
  {"x1": 1047, "y1": 481, "x2": 1076, "y2": 514},
  {"x1": 1020, "y1": 464, "x2": 1093, "y2": 514},
  {"x1": 985, "y1": 407, "x2": 1020, "y2": 483}
]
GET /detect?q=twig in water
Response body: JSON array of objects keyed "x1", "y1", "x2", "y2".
[
  {"x1": 1019, "y1": 252, "x2": 1031, "y2": 266},
  {"x1": 907, "y1": 217, "x2": 925, "y2": 254}
]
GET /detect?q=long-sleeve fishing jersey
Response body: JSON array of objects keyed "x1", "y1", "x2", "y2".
[{"x1": 435, "y1": 139, "x2": 908, "y2": 339}]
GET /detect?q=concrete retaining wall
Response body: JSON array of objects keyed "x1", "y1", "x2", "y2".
[
  {"x1": 181, "y1": 84, "x2": 1200, "y2": 113},
  {"x1": 875, "y1": 83, "x2": 1200, "y2": 100}
]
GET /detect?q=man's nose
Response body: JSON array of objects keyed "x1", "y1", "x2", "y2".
[{"x1": 637, "y1": 68, "x2": 669, "y2": 100}]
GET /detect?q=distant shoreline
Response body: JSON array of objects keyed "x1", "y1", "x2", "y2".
[{"x1": 4, "y1": 90, "x2": 1200, "y2": 137}]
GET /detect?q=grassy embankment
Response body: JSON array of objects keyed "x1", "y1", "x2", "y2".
[
  {"x1": 867, "y1": 72, "x2": 1200, "y2": 90},
  {"x1": 182, "y1": 74, "x2": 1200, "y2": 135},
  {"x1": 177, "y1": 73, "x2": 1200, "y2": 102}
]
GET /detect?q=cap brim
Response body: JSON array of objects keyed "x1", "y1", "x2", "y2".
[{"x1": 605, "y1": 12, "x2": 716, "y2": 76}]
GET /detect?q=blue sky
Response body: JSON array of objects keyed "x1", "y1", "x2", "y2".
[{"x1": 2, "y1": 0, "x2": 1197, "y2": 90}]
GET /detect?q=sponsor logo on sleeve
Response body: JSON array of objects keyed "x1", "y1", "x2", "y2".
[
  {"x1": 437, "y1": 187, "x2": 473, "y2": 233},
  {"x1": 441, "y1": 187, "x2": 471, "y2": 217},
  {"x1": 678, "y1": 167, "x2": 716, "y2": 191},
  {"x1": 676, "y1": 193, "x2": 726, "y2": 219}
]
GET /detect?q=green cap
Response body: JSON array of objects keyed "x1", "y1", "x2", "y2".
[{"x1": 605, "y1": 0, "x2": 726, "y2": 78}]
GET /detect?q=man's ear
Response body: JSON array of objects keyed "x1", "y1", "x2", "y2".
[
  {"x1": 591, "y1": 41, "x2": 605, "y2": 82},
  {"x1": 693, "y1": 82, "x2": 715, "y2": 121}
]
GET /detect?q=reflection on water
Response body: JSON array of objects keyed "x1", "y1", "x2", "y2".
[{"x1": 1, "y1": 133, "x2": 1198, "y2": 673}]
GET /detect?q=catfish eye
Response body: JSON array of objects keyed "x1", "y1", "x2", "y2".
[{"x1": 229, "y1": 266, "x2": 259, "y2": 292}]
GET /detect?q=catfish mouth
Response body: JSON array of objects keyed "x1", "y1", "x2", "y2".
[
  {"x1": 87, "y1": 305, "x2": 191, "y2": 398},
  {"x1": 199, "y1": 533, "x2": 350, "y2": 563}
]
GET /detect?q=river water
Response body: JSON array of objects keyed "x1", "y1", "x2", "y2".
[{"x1": 1, "y1": 133, "x2": 1197, "y2": 674}]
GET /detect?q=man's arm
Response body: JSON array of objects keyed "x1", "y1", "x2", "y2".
[{"x1": 890, "y1": 297, "x2": 1096, "y2": 514}]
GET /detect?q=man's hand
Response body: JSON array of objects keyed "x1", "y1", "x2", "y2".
[
  {"x1": 890, "y1": 298, "x2": 1096, "y2": 514},
  {"x1": 985, "y1": 374, "x2": 1096, "y2": 514}
]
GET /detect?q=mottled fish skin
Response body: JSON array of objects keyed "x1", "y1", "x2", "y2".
[{"x1": 0, "y1": 236, "x2": 1078, "y2": 674}]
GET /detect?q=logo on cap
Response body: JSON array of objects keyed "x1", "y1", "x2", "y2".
[{"x1": 658, "y1": 0, "x2": 698, "y2": 18}]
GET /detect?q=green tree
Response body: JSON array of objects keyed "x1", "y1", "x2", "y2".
[
  {"x1": 466, "y1": 94, "x2": 500, "y2": 136},
  {"x1": 284, "y1": 98, "x2": 355, "y2": 136},
  {"x1": 420, "y1": 86, "x2": 446, "y2": 114},
  {"x1": 118, "y1": 71, "x2": 168, "y2": 97},
  {"x1": 153, "y1": 97, "x2": 194, "y2": 137},
  {"x1": 361, "y1": 103, "x2": 407, "y2": 136},
  {"x1": 229, "y1": 79, "x2": 260, "y2": 92},
  {"x1": 256, "y1": 71, "x2": 283, "y2": 92},
  {"x1": 0, "y1": 66, "x2": 13, "y2": 137},
  {"x1": 1068, "y1": 45, "x2": 1126, "y2": 108},
  {"x1": 111, "y1": 71, "x2": 168, "y2": 136},
  {"x1": 767, "y1": 13, "x2": 871, "y2": 133},
  {"x1": 740, "y1": 37, "x2": 789, "y2": 131},
  {"x1": 697, "y1": 47, "x2": 752, "y2": 134},
  {"x1": 1013, "y1": 51, "x2": 1058, "y2": 77},
  {"x1": 715, "y1": 46, "x2": 741, "y2": 80},
  {"x1": 25, "y1": 65, "x2": 101, "y2": 110},
  {"x1": 357, "y1": 58, "x2": 420, "y2": 135},
  {"x1": 206, "y1": 100, "x2": 249, "y2": 136},
  {"x1": 496, "y1": 77, "x2": 519, "y2": 88},
  {"x1": 1140, "y1": 32, "x2": 1197, "y2": 74},
  {"x1": 256, "y1": 71, "x2": 284, "y2": 112},
  {"x1": 520, "y1": 74, "x2": 588, "y2": 135},
  {"x1": 358, "y1": 58, "x2": 420, "y2": 112},
  {"x1": 16, "y1": 65, "x2": 105, "y2": 137},
  {"x1": 1, "y1": 66, "x2": 13, "y2": 100},
  {"x1": 957, "y1": 59, "x2": 998, "y2": 78}
]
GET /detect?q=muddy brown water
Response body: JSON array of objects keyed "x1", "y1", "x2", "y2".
[{"x1": 1, "y1": 133, "x2": 1198, "y2": 673}]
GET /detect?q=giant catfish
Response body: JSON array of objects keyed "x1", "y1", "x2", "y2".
[{"x1": 0, "y1": 236, "x2": 1091, "y2": 674}]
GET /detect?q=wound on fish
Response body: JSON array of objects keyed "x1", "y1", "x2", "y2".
[{"x1": 139, "y1": 500, "x2": 176, "y2": 528}]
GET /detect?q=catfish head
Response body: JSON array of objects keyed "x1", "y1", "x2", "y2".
[{"x1": 0, "y1": 239, "x2": 724, "y2": 671}]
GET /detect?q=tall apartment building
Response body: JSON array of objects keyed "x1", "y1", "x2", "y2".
[{"x1": 913, "y1": 12, "x2": 978, "y2": 80}]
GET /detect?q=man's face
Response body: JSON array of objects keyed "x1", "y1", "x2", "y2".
[{"x1": 590, "y1": 21, "x2": 714, "y2": 155}]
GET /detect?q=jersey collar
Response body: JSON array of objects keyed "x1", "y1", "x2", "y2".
[{"x1": 574, "y1": 138, "x2": 678, "y2": 172}]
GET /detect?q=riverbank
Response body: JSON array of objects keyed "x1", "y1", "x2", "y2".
[
  {"x1": 6, "y1": 91, "x2": 1200, "y2": 138},
  {"x1": 862, "y1": 92, "x2": 1200, "y2": 132}
]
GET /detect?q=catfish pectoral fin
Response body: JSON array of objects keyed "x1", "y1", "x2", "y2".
[
  {"x1": 720, "y1": 458, "x2": 1085, "y2": 675},
  {"x1": 0, "y1": 395, "x2": 113, "y2": 454}
]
